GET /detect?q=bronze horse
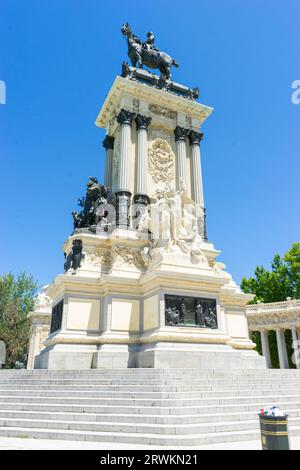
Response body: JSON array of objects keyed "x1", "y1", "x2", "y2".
[{"x1": 121, "y1": 23, "x2": 179, "y2": 80}]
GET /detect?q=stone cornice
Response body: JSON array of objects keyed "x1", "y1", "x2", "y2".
[{"x1": 95, "y1": 76, "x2": 213, "y2": 130}]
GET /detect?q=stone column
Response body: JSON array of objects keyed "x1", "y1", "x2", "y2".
[
  {"x1": 260, "y1": 330, "x2": 272, "y2": 368},
  {"x1": 135, "y1": 114, "x2": 151, "y2": 195},
  {"x1": 275, "y1": 328, "x2": 289, "y2": 369},
  {"x1": 116, "y1": 109, "x2": 135, "y2": 228},
  {"x1": 188, "y1": 130, "x2": 207, "y2": 240},
  {"x1": 102, "y1": 135, "x2": 114, "y2": 188},
  {"x1": 174, "y1": 126, "x2": 189, "y2": 189},
  {"x1": 133, "y1": 114, "x2": 151, "y2": 227},
  {"x1": 291, "y1": 327, "x2": 300, "y2": 369}
]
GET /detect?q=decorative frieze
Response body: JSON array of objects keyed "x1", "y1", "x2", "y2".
[
  {"x1": 149, "y1": 104, "x2": 176, "y2": 120},
  {"x1": 246, "y1": 299, "x2": 300, "y2": 331},
  {"x1": 112, "y1": 246, "x2": 146, "y2": 270}
]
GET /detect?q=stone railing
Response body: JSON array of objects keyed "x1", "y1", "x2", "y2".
[
  {"x1": 246, "y1": 299, "x2": 300, "y2": 315},
  {"x1": 246, "y1": 299, "x2": 300, "y2": 332}
]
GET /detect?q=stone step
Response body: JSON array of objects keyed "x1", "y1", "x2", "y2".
[
  {"x1": 1, "y1": 393, "x2": 300, "y2": 407},
  {"x1": 1, "y1": 388, "x2": 300, "y2": 399},
  {"x1": 1, "y1": 370, "x2": 300, "y2": 379},
  {"x1": 0, "y1": 369, "x2": 300, "y2": 384},
  {"x1": 0, "y1": 415, "x2": 299, "y2": 435},
  {"x1": 0, "y1": 423, "x2": 299, "y2": 446},
  {"x1": 1, "y1": 381, "x2": 300, "y2": 390},
  {"x1": 0, "y1": 400, "x2": 298, "y2": 416},
  {"x1": 0, "y1": 407, "x2": 298, "y2": 425},
  {"x1": 1, "y1": 369, "x2": 299, "y2": 446}
]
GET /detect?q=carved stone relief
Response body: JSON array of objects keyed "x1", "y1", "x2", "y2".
[
  {"x1": 111, "y1": 246, "x2": 146, "y2": 270},
  {"x1": 149, "y1": 104, "x2": 176, "y2": 120},
  {"x1": 148, "y1": 138, "x2": 175, "y2": 184}
]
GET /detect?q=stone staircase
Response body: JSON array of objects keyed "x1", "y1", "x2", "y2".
[{"x1": 0, "y1": 369, "x2": 300, "y2": 446}]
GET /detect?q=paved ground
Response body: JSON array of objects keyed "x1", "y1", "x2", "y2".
[{"x1": 0, "y1": 436, "x2": 299, "y2": 450}]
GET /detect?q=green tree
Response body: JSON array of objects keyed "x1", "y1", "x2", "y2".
[
  {"x1": 241, "y1": 243, "x2": 300, "y2": 368},
  {"x1": 0, "y1": 272, "x2": 37, "y2": 368}
]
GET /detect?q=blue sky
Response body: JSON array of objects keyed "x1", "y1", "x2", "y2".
[{"x1": 1, "y1": 0, "x2": 299, "y2": 288}]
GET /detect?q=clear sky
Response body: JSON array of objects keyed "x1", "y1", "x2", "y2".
[{"x1": 1, "y1": 0, "x2": 299, "y2": 289}]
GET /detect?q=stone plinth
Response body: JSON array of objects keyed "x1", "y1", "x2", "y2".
[{"x1": 32, "y1": 73, "x2": 264, "y2": 371}]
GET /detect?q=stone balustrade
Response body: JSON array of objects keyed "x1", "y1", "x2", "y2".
[{"x1": 246, "y1": 299, "x2": 300, "y2": 369}]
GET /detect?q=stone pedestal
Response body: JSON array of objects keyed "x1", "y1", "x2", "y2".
[{"x1": 33, "y1": 74, "x2": 265, "y2": 371}]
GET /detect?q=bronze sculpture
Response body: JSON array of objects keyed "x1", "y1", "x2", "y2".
[
  {"x1": 121, "y1": 23, "x2": 179, "y2": 80},
  {"x1": 72, "y1": 176, "x2": 109, "y2": 231}
]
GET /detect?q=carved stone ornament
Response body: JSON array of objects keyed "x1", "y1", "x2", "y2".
[
  {"x1": 35, "y1": 285, "x2": 51, "y2": 310},
  {"x1": 149, "y1": 104, "x2": 176, "y2": 120},
  {"x1": 83, "y1": 252, "x2": 112, "y2": 269},
  {"x1": 138, "y1": 181, "x2": 208, "y2": 264},
  {"x1": 174, "y1": 126, "x2": 189, "y2": 142},
  {"x1": 117, "y1": 109, "x2": 136, "y2": 126},
  {"x1": 148, "y1": 138, "x2": 175, "y2": 183},
  {"x1": 112, "y1": 246, "x2": 146, "y2": 270},
  {"x1": 135, "y1": 114, "x2": 152, "y2": 130},
  {"x1": 188, "y1": 130, "x2": 204, "y2": 146}
]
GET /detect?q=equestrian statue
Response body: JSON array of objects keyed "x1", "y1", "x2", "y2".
[{"x1": 121, "y1": 23, "x2": 179, "y2": 80}]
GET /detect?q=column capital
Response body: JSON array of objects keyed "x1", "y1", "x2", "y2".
[
  {"x1": 136, "y1": 114, "x2": 152, "y2": 131},
  {"x1": 174, "y1": 126, "x2": 189, "y2": 142},
  {"x1": 102, "y1": 135, "x2": 114, "y2": 150},
  {"x1": 188, "y1": 130, "x2": 204, "y2": 146},
  {"x1": 117, "y1": 109, "x2": 135, "y2": 126},
  {"x1": 261, "y1": 328, "x2": 269, "y2": 333}
]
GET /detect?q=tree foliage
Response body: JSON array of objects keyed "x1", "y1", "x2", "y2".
[
  {"x1": 0, "y1": 272, "x2": 37, "y2": 368},
  {"x1": 241, "y1": 243, "x2": 300, "y2": 368}
]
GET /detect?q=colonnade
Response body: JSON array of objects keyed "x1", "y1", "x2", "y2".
[{"x1": 102, "y1": 109, "x2": 207, "y2": 238}]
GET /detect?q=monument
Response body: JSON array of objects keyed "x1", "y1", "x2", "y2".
[{"x1": 31, "y1": 24, "x2": 265, "y2": 370}]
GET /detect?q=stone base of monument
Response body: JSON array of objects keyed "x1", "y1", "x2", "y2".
[
  {"x1": 35, "y1": 344, "x2": 97, "y2": 370},
  {"x1": 36, "y1": 343, "x2": 265, "y2": 371},
  {"x1": 136, "y1": 342, "x2": 265, "y2": 370},
  {"x1": 32, "y1": 229, "x2": 266, "y2": 371}
]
